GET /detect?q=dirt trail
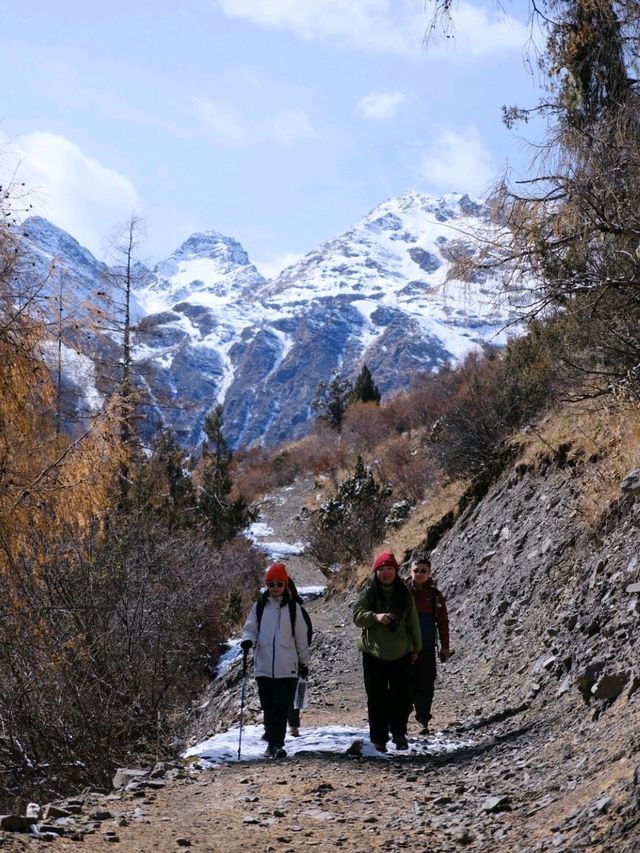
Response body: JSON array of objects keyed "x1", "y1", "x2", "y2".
[{"x1": 2, "y1": 479, "x2": 637, "y2": 853}]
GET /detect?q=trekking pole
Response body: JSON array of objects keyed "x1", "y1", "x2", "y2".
[{"x1": 237, "y1": 648, "x2": 248, "y2": 760}]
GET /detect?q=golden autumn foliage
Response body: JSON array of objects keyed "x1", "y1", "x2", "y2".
[
  {"x1": 0, "y1": 209, "x2": 267, "y2": 810},
  {"x1": 0, "y1": 329, "x2": 124, "y2": 573}
]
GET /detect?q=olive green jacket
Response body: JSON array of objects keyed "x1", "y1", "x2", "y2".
[{"x1": 353, "y1": 583, "x2": 422, "y2": 661}]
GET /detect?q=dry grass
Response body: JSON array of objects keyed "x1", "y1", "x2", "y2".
[{"x1": 512, "y1": 398, "x2": 640, "y2": 527}]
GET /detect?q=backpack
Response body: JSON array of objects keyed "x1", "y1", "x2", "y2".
[{"x1": 256, "y1": 580, "x2": 313, "y2": 645}]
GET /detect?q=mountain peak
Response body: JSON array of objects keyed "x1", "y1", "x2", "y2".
[
  {"x1": 163, "y1": 230, "x2": 250, "y2": 267},
  {"x1": 366, "y1": 190, "x2": 485, "y2": 223}
]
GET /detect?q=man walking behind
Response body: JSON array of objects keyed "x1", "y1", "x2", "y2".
[{"x1": 406, "y1": 554, "x2": 450, "y2": 735}]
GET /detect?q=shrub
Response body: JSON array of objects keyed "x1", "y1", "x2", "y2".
[
  {"x1": 376, "y1": 433, "x2": 435, "y2": 504},
  {"x1": 0, "y1": 514, "x2": 263, "y2": 810},
  {"x1": 307, "y1": 456, "x2": 393, "y2": 569}
]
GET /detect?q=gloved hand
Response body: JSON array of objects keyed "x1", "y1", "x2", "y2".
[
  {"x1": 298, "y1": 664, "x2": 309, "y2": 679},
  {"x1": 240, "y1": 639, "x2": 253, "y2": 652}
]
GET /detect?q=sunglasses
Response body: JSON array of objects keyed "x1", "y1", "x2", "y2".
[
  {"x1": 266, "y1": 581, "x2": 285, "y2": 588},
  {"x1": 412, "y1": 567, "x2": 430, "y2": 573}
]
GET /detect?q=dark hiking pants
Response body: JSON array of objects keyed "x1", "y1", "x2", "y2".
[
  {"x1": 362, "y1": 651, "x2": 412, "y2": 745},
  {"x1": 410, "y1": 649, "x2": 437, "y2": 724},
  {"x1": 257, "y1": 676, "x2": 297, "y2": 749}
]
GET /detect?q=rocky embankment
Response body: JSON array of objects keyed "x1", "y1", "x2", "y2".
[{"x1": 1, "y1": 462, "x2": 639, "y2": 852}]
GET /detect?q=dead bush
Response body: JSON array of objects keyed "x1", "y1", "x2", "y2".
[
  {"x1": 341, "y1": 401, "x2": 395, "y2": 452},
  {"x1": 376, "y1": 433, "x2": 435, "y2": 504},
  {"x1": 0, "y1": 515, "x2": 263, "y2": 811}
]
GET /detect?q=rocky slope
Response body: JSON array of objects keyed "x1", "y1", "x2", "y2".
[{"x1": 1, "y1": 452, "x2": 638, "y2": 852}]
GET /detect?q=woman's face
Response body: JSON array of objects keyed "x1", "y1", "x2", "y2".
[
  {"x1": 266, "y1": 579, "x2": 286, "y2": 597},
  {"x1": 376, "y1": 565, "x2": 396, "y2": 586}
]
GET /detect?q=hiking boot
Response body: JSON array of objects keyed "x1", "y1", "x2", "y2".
[
  {"x1": 419, "y1": 725, "x2": 430, "y2": 737},
  {"x1": 264, "y1": 745, "x2": 277, "y2": 759},
  {"x1": 289, "y1": 726, "x2": 300, "y2": 737},
  {"x1": 274, "y1": 747, "x2": 287, "y2": 759},
  {"x1": 393, "y1": 736, "x2": 409, "y2": 750},
  {"x1": 373, "y1": 742, "x2": 387, "y2": 753}
]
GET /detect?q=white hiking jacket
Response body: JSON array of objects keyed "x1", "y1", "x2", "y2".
[{"x1": 242, "y1": 594, "x2": 310, "y2": 679}]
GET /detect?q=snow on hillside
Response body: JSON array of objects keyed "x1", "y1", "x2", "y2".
[{"x1": 19, "y1": 191, "x2": 530, "y2": 448}]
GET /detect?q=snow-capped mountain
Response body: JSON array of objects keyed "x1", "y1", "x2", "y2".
[{"x1": 19, "y1": 191, "x2": 528, "y2": 449}]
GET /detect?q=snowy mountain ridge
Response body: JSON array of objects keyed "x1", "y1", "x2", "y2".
[{"x1": 20, "y1": 190, "x2": 527, "y2": 449}]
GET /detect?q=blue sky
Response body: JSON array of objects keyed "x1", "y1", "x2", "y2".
[{"x1": 0, "y1": 0, "x2": 543, "y2": 276}]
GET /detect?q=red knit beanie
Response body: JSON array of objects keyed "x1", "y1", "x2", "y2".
[
  {"x1": 372, "y1": 551, "x2": 399, "y2": 573},
  {"x1": 265, "y1": 562, "x2": 288, "y2": 584}
]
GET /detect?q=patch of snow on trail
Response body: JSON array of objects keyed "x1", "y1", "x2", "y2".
[
  {"x1": 246, "y1": 521, "x2": 274, "y2": 538},
  {"x1": 184, "y1": 724, "x2": 476, "y2": 764}
]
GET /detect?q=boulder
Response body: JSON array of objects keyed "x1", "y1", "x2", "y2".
[
  {"x1": 591, "y1": 671, "x2": 630, "y2": 701},
  {"x1": 112, "y1": 768, "x2": 148, "y2": 790}
]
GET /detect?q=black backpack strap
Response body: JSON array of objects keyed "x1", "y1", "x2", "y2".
[
  {"x1": 288, "y1": 599, "x2": 297, "y2": 636},
  {"x1": 256, "y1": 591, "x2": 269, "y2": 637}
]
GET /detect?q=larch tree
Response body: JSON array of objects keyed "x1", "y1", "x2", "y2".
[{"x1": 428, "y1": 0, "x2": 640, "y2": 397}]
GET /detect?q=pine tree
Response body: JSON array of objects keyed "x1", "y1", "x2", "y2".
[
  {"x1": 311, "y1": 369, "x2": 353, "y2": 431},
  {"x1": 197, "y1": 405, "x2": 255, "y2": 544},
  {"x1": 351, "y1": 363, "x2": 381, "y2": 405}
]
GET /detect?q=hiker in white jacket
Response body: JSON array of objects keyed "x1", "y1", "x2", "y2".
[{"x1": 241, "y1": 562, "x2": 310, "y2": 759}]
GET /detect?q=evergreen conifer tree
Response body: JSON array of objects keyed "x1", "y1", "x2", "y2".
[
  {"x1": 351, "y1": 363, "x2": 381, "y2": 404},
  {"x1": 197, "y1": 404, "x2": 255, "y2": 544}
]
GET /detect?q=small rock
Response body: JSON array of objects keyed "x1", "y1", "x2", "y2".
[
  {"x1": 176, "y1": 839, "x2": 192, "y2": 847},
  {"x1": 482, "y1": 796, "x2": 512, "y2": 814},
  {"x1": 89, "y1": 810, "x2": 114, "y2": 821},
  {"x1": 344, "y1": 739, "x2": 363, "y2": 757},
  {"x1": 621, "y1": 469, "x2": 640, "y2": 492},
  {"x1": 44, "y1": 804, "x2": 73, "y2": 820}
]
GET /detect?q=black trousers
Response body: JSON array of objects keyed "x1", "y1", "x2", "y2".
[
  {"x1": 256, "y1": 676, "x2": 297, "y2": 749},
  {"x1": 362, "y1": 652, "x2": 412, "y2": 745},
  {"x1": 409, "y1": 649, "x2": 437, "y2": 723}
]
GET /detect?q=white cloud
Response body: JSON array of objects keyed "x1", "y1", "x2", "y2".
[
  {"x1": 216, "y1": 0, "x2": 527, "y2": 59},
  {"x1": 217, "y1": 0, "x2": 420, "y2": 56},
  {"x1": 420, "y1": 128, "x2": 494, "y2": 196},
  {"x1": 0, "y1": 131, "x2": 140, "y2": 257},
  {"x1": 256, "y1": 251, "x2": 304, "y2": 279},
  {"x1": 357, "y1": 91, "x2": 407, "y2": 120},
  {"x1": 189, "y1": 97, "x2": 317, "y2": 147}
]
